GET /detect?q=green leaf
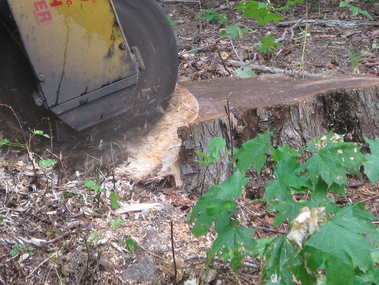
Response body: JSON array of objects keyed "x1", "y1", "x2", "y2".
[
  {"x1": 305, "y1": 132, "x2": 365, "y2": 188},
  {"x1": 258, "y1": 13, "x2": 282, "y2": 26},
  {"x1": 232, "y1": 129, "x2": 274, "y2": 175},
  {"x1": 195, "y1": 137, "x2": 226, "y2": 167},
  {"x1": 84, "y1": 180, "x2": 105, "y2": 192},
  {"x1": 110, "y1": 217, "x2": 125, "y2": 229},
  {"x1": 258, "y1": 35, "x2": 281, "y2": 53},
  {"x1": 0, "y1": 139, "x2": 9, "y2": 147},
  {"x1": 340, "y1": 1, "x2": 373, "y2": 20},
  {"x1": 221, "y1": 24, "x2": 248, "y2": 39},
  {"x1": 29, "y1": 128, "x2": 50, "y2": 138},
  {"x1": 265, "y1": 146, "x2": 309, "y2": 205},
  {"x1": 267, "y1": 200, "x2": 303, "y2": 227},
  {"x1": 262, "y1": 235, "x2": 316, "y2": 285},
  {"x1": 236, "y1": 1, "x2": 282, "y2": 25},
  {"x1": 218, "y1": 13, "x2": 228, "y2": 24},
  {"x1": 208, "y1": 137, "x2": 226, "y2": 161},
  {"x1": 304, "y1": 206, "x2": 376, "y2": 285},
  {"x1": 212, "y1": 171, "x2": 250, "y2": 200},
  {"x1": 277, "y1": 0, "x2": 305, "y2": 11},
  {"x1": 125, "y1": 236, "x2": 138, "y2": 252},
  {"x1": 234, "y1": 66, "x2": 256, "y2": 78},
  {"x1": 257, "y1": 237, "x2": 275, "y2": 258},
  {"x1": 39, "y1": 158, "x2": 55, "y2": 170},
  {"x1": 364, "y1": 136, "x2": 379, "y2": 185},
  {"x1": 110, "y1": 191, "x2": 121, "y2": 209},
  {"x1": 209, "y1": 221, "x2": 257, "y2": 271}
]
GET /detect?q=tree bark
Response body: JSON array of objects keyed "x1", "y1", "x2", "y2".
[{"x1": 178, "y1": 74, "x2": 379, "y2": 193}]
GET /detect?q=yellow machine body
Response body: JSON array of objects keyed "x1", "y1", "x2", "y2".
[{"x1": 7, "y1": 0, "x2": 139, "y2": 130}]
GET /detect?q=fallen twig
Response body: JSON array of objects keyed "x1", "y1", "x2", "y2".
[
  {"x1": 279, "y1": 19, "x2": 376, "y2": 29},
  {"x1": 228, "y1": 60, "x2": 332, "y2": 79}
]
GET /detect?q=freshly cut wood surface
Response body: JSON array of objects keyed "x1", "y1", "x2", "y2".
[{"x1": 179, "y1": 75, "x2": 379, "y2": 193}]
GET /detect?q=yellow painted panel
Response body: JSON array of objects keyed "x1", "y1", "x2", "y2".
[{"x1": 8, "y1": 0, "x2": 137, "y2": 107}]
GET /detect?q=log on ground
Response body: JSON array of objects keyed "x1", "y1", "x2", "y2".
[{"x1": 178, "y1": 74, "x2": 379, "y2": 193}]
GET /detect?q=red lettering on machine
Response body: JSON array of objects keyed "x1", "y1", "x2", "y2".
[{"x1": 33, "y1": 1, "x2": 51, "y2": 24}]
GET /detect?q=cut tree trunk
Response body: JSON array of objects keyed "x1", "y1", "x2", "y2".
[{"x1": 178, "y1": 74, "x2": 379, "y2": 194}]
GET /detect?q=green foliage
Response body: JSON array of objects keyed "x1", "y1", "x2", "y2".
[
  {"x1": 195, "y1": 137, "x2": 228, "y2": 167},
  {"x1": 0, "y1": 139, "x2": 9, "y2": 147},
  {"x1": 340, "y1": 1, "x2": 373, "y2": 20},
  {"x1": 234, "y1": 66, "x2": 256, "y2": 78},
  {"x1": 125, "y1": 236, "x2": 138, "y2": 253},
  {"x1": 349, "y1": 50, "x2": 359, "y2": 72},
  {"x1": 190, "y1": 131, "x2": 379, "y2": 283},
  {"x1": 167, "y1": 15, "x2": 177, "y2": 27},
  {"x1": 24, "y1": 246, "x2": 35, "y2": 255},
  {"x1": 84, "y1": 231, "x2": 101, "y2": 247},
  {"x1": 262, "y1": 235, "x2": 317, "y2": 285},
  {"x1": 209, "y1": 221, "x2": 256, "y2": 271},
  {"x1": 304, "y1": 204, "x2": 377, "y2": 285},
  {"x1": 305, "y1": 132, "x2": 365, "y2": 188},
  {"x1": 363, "y1": 136, "x2": 379, "y2": 185},
  {"x1": 236, "y1": 1, "x2": 282, "y2": 26},
  {"x1": 220, "y1": 25, "x2": 249, "y2": 39},
  {"x1": 277, "y1": 0, "x2": 305, "y2": 11},
  {"x1": 258, "y1": 35, "x2": 281, "y2": 53},
  {"x1": 10, "y1": 242, "x2": 21, "y2": 257},
  {"x1": 110, "y1": 217, "x2": 125, "y2": 229},
  {"x1": 232, "y1": 129, "x2": 274, "y2": 174},
  {"x1": 39, "y1": 158, "x2": 55, "y2": 170},
  {"x1": 110, "y1": 191, "x2": 121, "y2": 209},
  {"x1": 29, "y1": 128, "x2": 50, "y2": 138},
  {"x1": 84, "y1": 180, "x2": 105, "y2": 193},
  {"x1": 195, "y1": 9, "x2": 228, "y2": 24}
]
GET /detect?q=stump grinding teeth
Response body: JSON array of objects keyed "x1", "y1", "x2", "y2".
[{"x1": 112, "y1": 0, "x2": 178, "y2": 130}]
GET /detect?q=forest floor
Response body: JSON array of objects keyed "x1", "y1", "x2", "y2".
[{"x1": 1, "y1": 0, "x2": 379, "y2": 284}]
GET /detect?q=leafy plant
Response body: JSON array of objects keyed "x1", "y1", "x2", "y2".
[
  {"x1": 258, "y1": 35, "x2": 281, "y2": 53},
  {"x1": 10, "y1": 242, "x2": 21, "y2": 257},
  {"x1": 167, "y1": 15, "x2": 177, "y2": 27},
  {"x1": 109, "y1": 191, "x2": 121, "y2": 209},
  {"x1": 125, "y1": 236, "x2": 138, "y2": 253},
  {"x1": 236, "y1": 1, "x2": 282, "y2": 26},
  {"x1": 84, "y1": 179, "x2": 105, "y2": 193},
  {"x1": 195, "y1": 9, "x2": 228, "y2": 25},
  {"x1": 110, "y1": 217, "x2": 125, "y2": 229},
  {"x1": 340, "y1": 1, "x2": 373, "y2": 20},
  {"x1": 220, "y1": 25, "x2": 249, "y2": 39},
  {"x1": 84, "y1": 231, "x2": 101, "y2": 248},
  {"x1": 190, "y1": 131, "x2": 379, "y2": 284},
  {"x1": 195, "y1": 137, "x2": 228, "y2": 167},
  {"x1": 234, "y1": 66, "x2": 257, "y2": 78},
  {"x1": 39, "y1": 158, "x2": 55, "y2": 170}
]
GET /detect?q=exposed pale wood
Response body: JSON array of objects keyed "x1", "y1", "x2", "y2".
[{"x1": 178, "y1": 75, "x2": 379, "y2": 193}]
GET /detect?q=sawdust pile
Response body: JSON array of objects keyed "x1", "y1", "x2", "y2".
[{"x1": 116, "y1": 84, "x2": 199, "y2": 187}]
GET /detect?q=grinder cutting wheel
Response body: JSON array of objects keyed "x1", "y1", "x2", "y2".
[{"x1": 0, "y1": 0, "x2": 177, "y2": 136}]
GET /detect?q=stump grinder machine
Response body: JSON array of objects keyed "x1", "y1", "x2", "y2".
[{"x1": 0, "y1": 0, "x2": 178, "y2": 137}]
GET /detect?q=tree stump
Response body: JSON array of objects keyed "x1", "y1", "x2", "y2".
[{"x1": 178, "y1": 74, "x2": 379, "y2": 193}]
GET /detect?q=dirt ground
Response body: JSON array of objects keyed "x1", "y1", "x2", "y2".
[{"x1": 1, "y1": 1, "x2": 379, "y2": 284}]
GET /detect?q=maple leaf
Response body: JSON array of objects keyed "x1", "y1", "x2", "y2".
[
  {"x1": 232, "y1": 130, "x2": 274, "y2": 175},
  {"x1": 211, "y1": 171, "x2": 250, "y2": 200},
  {"x1": 364, "y1": 136, "x2": 379, "y2": 185},
  {"x1": 265, "y1": 146, "x2": 309, "y2": 204},
  {"x1": 209, "y1": 221, "x2": 257, "y2": 271},
  {"x1": 304, "y1": 205, "x2": 376, "y2": 285},
  {"x1": 262, "y1": 235, "x2": 316, "y2": 285},
  {"x1": 189, "y1": 174, "x2": 245, "y2": 238},
  {"x1": 267, "y1": 200, "x2": 304, "y2": 227},
  {"x1": 305, "y1": 132, "x2": 365, "y2": 188}
]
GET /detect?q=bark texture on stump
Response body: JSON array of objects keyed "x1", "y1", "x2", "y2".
[{"x1": 178, "y1": 75, "x2": 379, "y2": 193}]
